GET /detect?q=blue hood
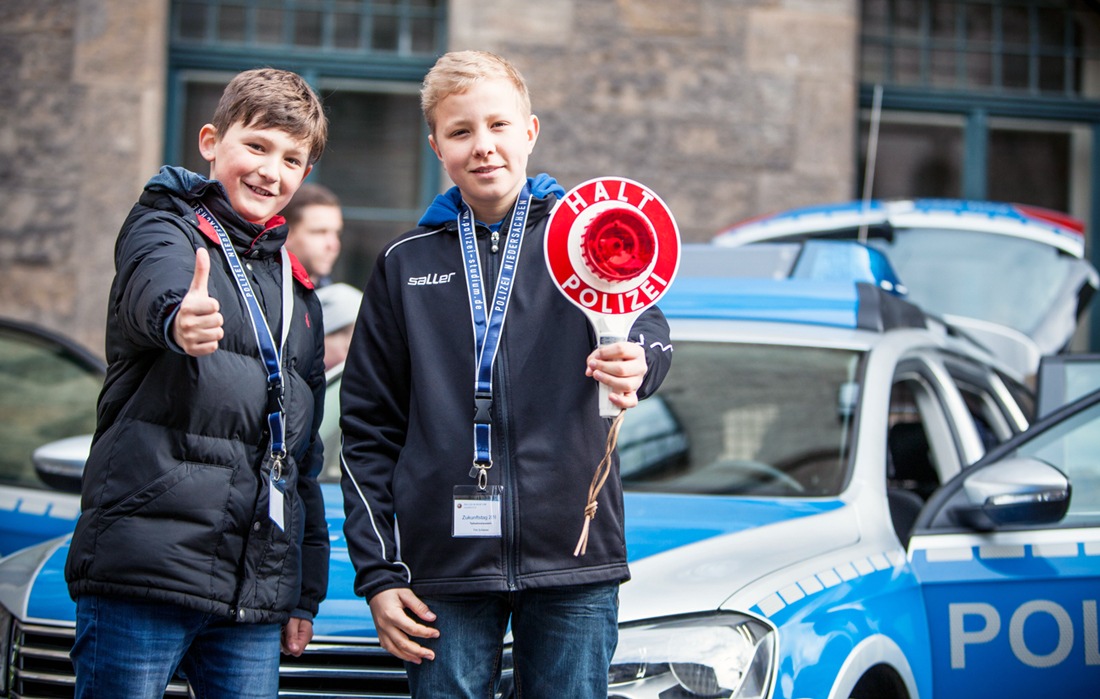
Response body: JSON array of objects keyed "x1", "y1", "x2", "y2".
[
  {"x1": 417, "y1": 174, "x2": 565, "y2": 228},
  {"x1": 623, "y1": 492, "x2": 844, "y2": 562},
  {"x1": 316, "y1": 490, "x2": 842, "y2": 637},
  {"x1": 15, "y1": 485, "x2": 841, "y2": 639}
]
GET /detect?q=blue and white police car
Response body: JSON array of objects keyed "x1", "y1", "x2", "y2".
[
  {"x1": 713, "y1": 198, "x2": 1099, "y2": 380},
  {"x1": 1, "y1": 243, "x2": 1097, "y2": 698}
]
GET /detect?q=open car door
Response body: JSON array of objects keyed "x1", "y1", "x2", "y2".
[{"x1": 907, "y1": 386, "x2": 1100, "y2": 696}]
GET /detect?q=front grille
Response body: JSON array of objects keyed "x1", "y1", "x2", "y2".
[
  {"x1": 9, "y1": 620, "x2": 513, "y2": 699},
  {"x1": 278, "y1": 641, "x2": 411, "y2": 698},
  {"x1": 10, "y1": 622, "x2": 189, "y2": 699}
]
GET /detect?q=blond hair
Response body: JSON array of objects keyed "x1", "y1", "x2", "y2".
[
  {"x1": 420, "y1": 50, "x2": 531, "y2": 134},
  {"x1": 211, "y1": 68, "x2": 328, "y2": 165}
]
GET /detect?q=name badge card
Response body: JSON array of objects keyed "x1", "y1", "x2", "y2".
[
  {"x1": 269, "y1": 477, "x2": 285, "y2": 531},
  {"x1": 453, "y1": 485, "x2": 504, "y2": 538}
]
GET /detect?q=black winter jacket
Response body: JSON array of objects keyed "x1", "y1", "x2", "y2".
[
  {"x1": 65, "y1": 167, "x2": 330, "y2": 624},
  {"x1": 340, "y1": 179, "x2": 673, "y2": 602}
]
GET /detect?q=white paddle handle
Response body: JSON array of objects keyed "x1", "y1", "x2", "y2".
[{"x1": 598, "y1": 333, "x2": 626, "y2": 417}]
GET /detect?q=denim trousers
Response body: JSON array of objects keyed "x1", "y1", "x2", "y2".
[
  {"x1": 72, "y1": 595, "x2": 281, "y2": 699},
  {"x1": 405, "y1": 582, "x2": 619, "y2": 699}
]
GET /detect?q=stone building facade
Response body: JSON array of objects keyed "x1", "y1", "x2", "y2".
[
  {"x1": 0, "y1": 0, "x2": 857, "y2": 353},
  {"x1": 1, "y1": 0, "x2": 169, "y2": 351}
]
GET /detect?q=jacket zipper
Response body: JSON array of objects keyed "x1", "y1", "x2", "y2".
[{"x1": 484, "y1": 224, "x2": 519, "y2": 591}]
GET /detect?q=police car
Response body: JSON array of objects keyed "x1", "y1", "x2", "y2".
[
  {"x1": 2, "y1": 243, "x2": 1097, "y2": 698},
  {"x1": 713, "y1": 199, "x2": 1099, "y2": 379}
]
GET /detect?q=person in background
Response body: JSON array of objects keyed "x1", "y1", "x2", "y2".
[
  {"x1": 315, "y1": 281, "x2": 362, "y2": 370},
  {"x1": 65, "y1": 68, "x2": 331, "y2": 699},
  {"x1": 283, "y1": 182, "x2": 343, "y2": 287},
  {"x1": 339, "y1": 50, "x2": 673, "y2": 699}
]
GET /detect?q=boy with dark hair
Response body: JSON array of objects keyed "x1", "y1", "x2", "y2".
[
  {"x1": 340, "y1": 50, "x2": 673, "y2": 698},
  {"x1": 65, "y1": 67, "x2": 331, "y2": 699}
]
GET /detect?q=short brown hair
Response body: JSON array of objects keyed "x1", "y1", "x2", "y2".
[
  {"x1": 281, "y1": 183, "x2": 341, "y2": 226},
  {"x1": 211, "y1": 68, "x2": 328, "y2": 165},
  {"x1": 420, "y1": 51, "x2": 531, "y2": 135}
]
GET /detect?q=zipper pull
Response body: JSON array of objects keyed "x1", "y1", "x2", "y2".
[{"x1": 490, "y1": 229, "x2": 500, "y2": 254}]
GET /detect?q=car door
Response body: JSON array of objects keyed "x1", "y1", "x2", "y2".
[
  {"x1": 907, "y1": 388, "x2": 1100, "y2": 697},
  {"x1": 0, "y1": 318, "x2": 104, "y2": 555}
]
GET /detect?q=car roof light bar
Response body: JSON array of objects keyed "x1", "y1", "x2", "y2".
[
  {"x1": 789, "y1": 240, "x2": 906, "y2": 296},
  {"x1": 666, "y1": 242, "x2": 922, "y2": 331}
]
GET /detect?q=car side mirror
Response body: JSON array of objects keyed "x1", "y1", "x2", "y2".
[
  {"x1": 32, "y1": 434, "x2": 92, "y2": 494},
  {"x1": 949, "y1": 457, "x2": 1070, "y2": 531}
]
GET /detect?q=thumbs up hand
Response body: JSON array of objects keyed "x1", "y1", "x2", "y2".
[{"x1": 173, "y1": 248, "x2": 224, "y2": 357}]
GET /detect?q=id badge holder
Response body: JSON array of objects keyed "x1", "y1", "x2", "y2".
[
  {"x1": 453, "y1": 485, "x2": 504, "y2": 538},
  {"x1": 267, "y1": 454, "x2": 287, "y2": 531}
]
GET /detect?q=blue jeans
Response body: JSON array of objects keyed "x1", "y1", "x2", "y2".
[
  {"x1": 72, "y1": 595, "x2": 281, "y2": 699},
  {"x1": 405, "y1": 583, "x2": 619, "y2": 699}
]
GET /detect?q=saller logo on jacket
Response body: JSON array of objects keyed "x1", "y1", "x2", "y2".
[{"x1": 408, "y1": 272, "x2": 456, "y2": 286}]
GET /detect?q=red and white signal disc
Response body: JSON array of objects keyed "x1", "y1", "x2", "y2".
[{"x1": 545, "y1": 177, "x2": 680, "y2": 317}]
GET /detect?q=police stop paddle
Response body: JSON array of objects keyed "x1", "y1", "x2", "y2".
[{"x1": 544, "y1": 176, "x2": 681, "y2": 554}]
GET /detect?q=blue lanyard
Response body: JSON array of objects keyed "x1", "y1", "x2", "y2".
[
  {"x1": 459, "y1": 186, "x2": 531, "y2": 485},
  {"x1": 193, "y1": 205, "x2": 291, "y2": 461}
]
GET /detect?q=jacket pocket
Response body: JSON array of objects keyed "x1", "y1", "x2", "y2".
[
  {"x1": 89, "y1": 460, "x2": 236, "y2": 584},
  {"x1": 98, "y1": 458, "x2": 233, "y2": 524}
]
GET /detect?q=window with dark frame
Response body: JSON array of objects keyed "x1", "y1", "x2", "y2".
[
  {"x1": 168, "y1": 0, "x2": 445, "y2": 289},
  {"x1": 172, "y1": 0, "x2": 443, "y2": 56},
  {"x1": 860, "y1": 0, "x2": 1100, "y2": 97}
]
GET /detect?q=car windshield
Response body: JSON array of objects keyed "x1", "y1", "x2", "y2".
[
  {"x1": 620, "y1": 341, "x2": 862, "y2": 497},
  {"x1": 866, "y1": 228, "x2": 1075, "y2": 335},
  {"x1": 321, "y1": 342, "x2": 863, "y2": 496}
]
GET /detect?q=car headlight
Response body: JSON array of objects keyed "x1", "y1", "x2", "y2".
[{"x1": 608, "y1": 613, "x2": 775, "y2": 699}]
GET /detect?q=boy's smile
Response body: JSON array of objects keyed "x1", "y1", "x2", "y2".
[
  {"x1": 429, "y1": 78, "x2": 539, "y2": 224},
  {"x1": 199, "y1": 121, "x2": 313, "y2": 224}
]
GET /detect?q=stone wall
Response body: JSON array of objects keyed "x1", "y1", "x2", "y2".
[
  {"x1": 0, "y1": 0, "x2": 857, "y2": 350},
  {"x1": 0, "y1": 0, "x2": 167, "y2": 354},
  {"x1": 449, "y1": 0, "x2": 859, "y2": 242}
]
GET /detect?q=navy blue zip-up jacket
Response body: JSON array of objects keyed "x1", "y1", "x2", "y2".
[
  {"x1": 65, "y1": 166, "x2": 330, "y2": 624},
  {"x1": 340, "y1": 175, "x2": 673, "y2": 602}
]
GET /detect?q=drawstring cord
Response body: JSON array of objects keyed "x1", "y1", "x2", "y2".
[{"x1": 574, "y1": 409, "x2": 627, "y2": 557}]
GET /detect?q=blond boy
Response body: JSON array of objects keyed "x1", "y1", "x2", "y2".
[{"x1": 340, "y1": 51, "x2": 673, "y2": 698}]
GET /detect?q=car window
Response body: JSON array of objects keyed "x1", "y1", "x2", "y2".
[
  {"x1": 944, "y1": 355, "x2": 1033, "y2": 447},
  {"x1": 1006, "y1": 399, "x2": 1100, "y2": 528},
  {"x1": 0, "y1": 324, "x2": 102, "y2": 489},
  {"x1": 866, "y1": 229, "x2": 1075, "y2": 336},
  {"x1": 886, "y1": 364, "x2": 987, "y2": 543},
  {"x1": 621, "y1": 342, "x2": 861, "y2": 497},
  {"x1": 1036, "y1": 352, "x2": 1100, "y2": 416},
  {"x1": 887, "y1": 378, "x2": 946, "y2": 501}
]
